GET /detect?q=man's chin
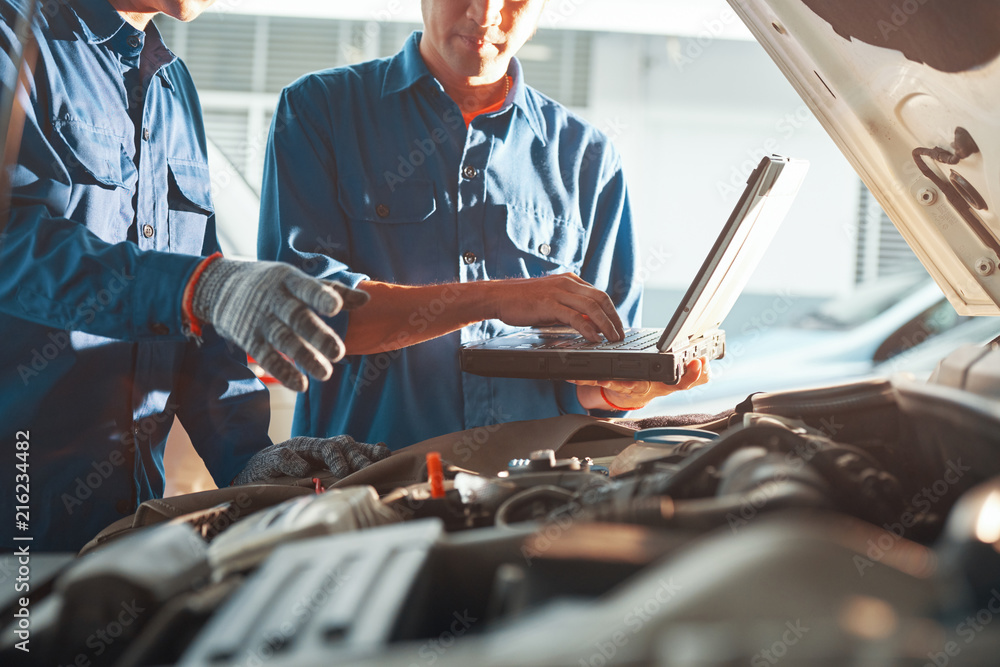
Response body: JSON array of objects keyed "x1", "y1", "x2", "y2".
[
  {"x1": 173, "y1": 9, "x2": 206, "y2": 22},
  {"x1": 170, "y1": 0, "x2": 216, "y2": 23},
  {"x1": 449, "y1": 55, "x2": 509, "y2": 81}
]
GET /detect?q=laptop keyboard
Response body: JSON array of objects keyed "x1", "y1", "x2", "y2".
[{"x1": 539, "y1": 328, "x2": 662, "y2": 351}]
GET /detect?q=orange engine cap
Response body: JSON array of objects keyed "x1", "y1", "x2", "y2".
[{"x1": 426, "y1": 452, "x2": 445, "y2": 499}]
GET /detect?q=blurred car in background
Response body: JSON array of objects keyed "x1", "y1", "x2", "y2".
[{"x1": 644, "y1": 272, "x2": 1000, "y2": 416}]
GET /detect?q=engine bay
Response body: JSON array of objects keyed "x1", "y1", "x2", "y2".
[{"x1": 6, "y1": 345, "x2": 1000, "y2": 666}]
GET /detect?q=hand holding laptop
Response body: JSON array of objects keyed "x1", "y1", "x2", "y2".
[{"x1": 571, "y1": 357, "x2": 710, "y2": 410}]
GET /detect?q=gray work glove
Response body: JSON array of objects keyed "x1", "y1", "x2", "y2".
[
  {"x1": 232, "y1": 435, "x2": 392, "y2": 486},
  {"x1": 192, "y1": 258, "x2": 368, "y2": 391}
]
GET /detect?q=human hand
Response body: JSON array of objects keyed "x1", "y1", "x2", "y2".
[
  {"x1": 231, "y1": 435, "x2": 391, "y2": 486},
  {"x1": 191, "y1": 258, "x2": 368, "y2": 391},
  {"x1": 488, "y1": 273, "x2": 624, "y2": 342},
  {"x1": 570, "y1": 358, "x2": 710, "y2": 411}
]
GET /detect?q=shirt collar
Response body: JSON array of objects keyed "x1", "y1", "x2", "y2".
[
  {"x1": 382, "y1": 31, "x2": 433, "y2": 96},
  {"x1": 70, "y1": 1, "x2": 177, "y2": 87},
  {"x1": 143, "y1": 20, "x2": 177, "y2": 87},
  {"x1": 71, "y1": 0, "x2": 131, "y2": 44},
  {"x1": 504, "y1": 56, "x2": 546, "y2": 146},
  {"x1": 383, "y1": 31, "x2": 547, "y2": 145}
]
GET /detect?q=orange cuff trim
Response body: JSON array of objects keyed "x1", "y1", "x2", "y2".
[
  {"x1": 182, "y1": 252, "x2": 223, "y2": 338},
  {"x1": 601, "y1": 386, "x2": 637, "y2": 411}
]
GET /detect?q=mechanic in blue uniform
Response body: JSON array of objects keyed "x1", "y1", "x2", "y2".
[
  {"x1": 259, "y1": 0, "x2": 708, "y2": 449},
  {"x1": 0, "y1": 0, "x2": 384, "y2": 552}
]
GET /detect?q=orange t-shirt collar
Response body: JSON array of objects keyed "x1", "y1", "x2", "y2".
[{"x1": 462, "y1": 75, "x2": 512, "y2": 126}]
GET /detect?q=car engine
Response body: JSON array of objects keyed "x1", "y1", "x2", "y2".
[{"x1": 5, "y1": 345, "x2": 1000, "y2": 666}]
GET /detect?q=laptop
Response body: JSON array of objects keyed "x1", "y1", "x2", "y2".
[{"x1": 460, "y1": 154, "x2": 809, "y2": 383}]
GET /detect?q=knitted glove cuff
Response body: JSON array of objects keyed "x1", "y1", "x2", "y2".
[
  {"x1": 182, "y1": 252, "x2": 222, "y2": 338},
  {"x1": 191, "y1": 257, "x2": 244, "y2": 321}
]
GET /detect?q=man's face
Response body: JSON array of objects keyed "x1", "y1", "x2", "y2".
[
  {"x1": 109, "y1": 0, "x2": 216, "y2": 22},
  {"x1": 420, "y1": 0, "x2": 547, "y2": 82}
]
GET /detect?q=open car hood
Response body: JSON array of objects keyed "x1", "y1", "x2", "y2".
[{"x1": 728, "y1": 0, "x2": 1000, "y2": 315}]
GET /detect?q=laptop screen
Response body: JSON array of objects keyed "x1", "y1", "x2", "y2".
[{"x1": 657, "y1": 154, "x2": 809, "y2": 351}]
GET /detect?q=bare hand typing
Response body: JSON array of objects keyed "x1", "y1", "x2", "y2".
[{"x1": 489, "y1": 273, "x2": 624, "y2": 342}]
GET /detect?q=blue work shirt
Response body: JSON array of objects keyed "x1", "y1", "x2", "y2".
[
  {"x1": 0, "y1": 0, "x2": 270, "y2": 551},
  {"x1": 259, "y1": 32, "x2": 641, "y2": 451}
]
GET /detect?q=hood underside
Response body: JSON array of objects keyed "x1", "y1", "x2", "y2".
[{"x1": 729, "y1": 0, "x2": 1000, "y2": 315}]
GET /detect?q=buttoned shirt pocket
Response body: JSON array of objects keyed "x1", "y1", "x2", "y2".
[
  {"x1": 502, "y1": 205, "x2": 587, "y2": 275},
  {"x1": 54, "y1": 121, "x2": 131, "y2": 189},
  {"x1": 338, "y1": 179, "x2": 437, "y2": 224},
  {"x1": 52, "y1": 122, "x2": 136, "y2": 244},
  {"x1": 166, "y1": 159, "x2": 214, "y2": 254}
]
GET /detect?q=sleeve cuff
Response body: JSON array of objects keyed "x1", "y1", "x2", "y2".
[{"x1": 130, "y1": 252, "x2": 205, "y2": 340}]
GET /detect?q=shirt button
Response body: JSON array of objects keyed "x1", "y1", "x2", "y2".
[
  {"x1": 463, "y1": 251, "x2": 477, "y2": 264},
  {"x1": 151, "y1": 323, "x2": 170, "y2": 336},
  {"x1": 115, "y1": 499, "x2": 132, "y2": 515},
  {"x1": 142, "y1": 127, "x2": 150, "y2": 141},
  {"x1": 462, "y1": 165, "x2": 478, "y2": 179},
  {"x1": 539, "y1": 243, "x2": 552, "y2": 256},
  {"x1": 142, "y1": 224, "x2": 155, "y2": 238},
  {"x1": 375, "y1": 204, "x2": 390, "y2": 218},
  {"x1": 127, "y1": 35, "x2": 141, "y2": 49}
]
